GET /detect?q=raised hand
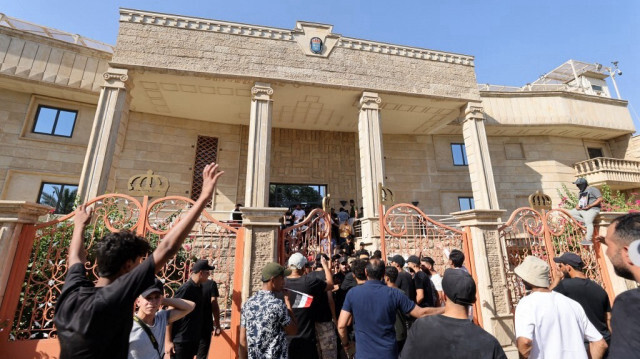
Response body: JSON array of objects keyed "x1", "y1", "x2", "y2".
[
  {"x1": 74, "y1": 203, "x2": 93, "y2": 227},
  {"x1": 199, "y1": 162, "x2": 224, "y2": 201}
]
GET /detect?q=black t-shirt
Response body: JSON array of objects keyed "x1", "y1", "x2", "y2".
[
  {"x1": 395, "y1": 271, "x2": 416, "y2": 302},
  {"x1": 172, "y1": 279, "x2": 204, "y2": 343},
  {"x1": 201, "y1": 279, "x2": 220, "y2": 335},
  {"x1": 285, "y1": 275, "x2": 326, "y2": 340},
  {"x1": 308, "y1": 270, "x2": 332, "y2": 323},
  {"x1": 335, "y1": 271, "x2": 355, "y2": 313},
  {"x1": 54, "y1": 256, "x2": 156, "y2": 359},
  {"x1": 401, "y1": 315, "x2": 507, "y2": 359},
  {"x1": 341, "y1": 241, "x2": 355, "y2": 256},
  {"x1": 553, "y1": 277, "x2": 611, "y2": 340},
  {"x1": 414, "y1": 271, "x2": 436, "y2": 307},
  {"x1": 610, "y1": 288, "x2": 640, "y2": 358}
]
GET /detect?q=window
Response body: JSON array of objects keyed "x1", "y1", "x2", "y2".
[
  {"x1": 191, "y1": 136, "x2": 218, "y2": 205},
  {"x1": 38, "y1": 182, "x2": 78, "y2": 214},
  {"x1": 269, "y1": 183, "x2": 327, "y2": 209},
  {"x1": 587, "y1": 147, "x2": 603, "y2": 159},
  {"x1": 32, "y1": 105, "x2": 77, "y2": 137},
  {"x1": 451, "y1": 143, "x2": 468, "y2": 166},
  {"x1": 458, "y1": 197, "x2": 475, "y2": 211},
  {"x1": 591, "y1": 85, "x2": 603, "y2": 92}
]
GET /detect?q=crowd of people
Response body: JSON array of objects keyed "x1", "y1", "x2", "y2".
[{"x1": 51, "y1": 162, "x2": 640, "y2": 359}]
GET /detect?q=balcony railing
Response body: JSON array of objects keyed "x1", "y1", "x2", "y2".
[{"x1": 574, "y1": 157, "x2": 640, "y2": 190}]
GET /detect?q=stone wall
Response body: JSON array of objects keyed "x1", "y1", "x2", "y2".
[
  {"x1": 113, "y1": 111, "x2": 244, "y2": 212},
  {"x1": 112, "y1": 14, "x2": 479, "y2": 101},
  {"x1": 624, "y1": 134, "x2": 640, "y2": 160},
  {"x1": 0, "y1": 88, "x2": 95, "y2": 201}
]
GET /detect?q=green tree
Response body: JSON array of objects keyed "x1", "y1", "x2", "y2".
[{"x1": 40, "y1": 186, "x2": 77, "y2": 214}]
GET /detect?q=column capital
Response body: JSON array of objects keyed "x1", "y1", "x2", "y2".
[
  {"x1": 102, "y1": 68, "x2": 130, "y2": 89},
  {"x1": 463, "y1": 102, "x2": 484, "y2": 121},
  {"x1": 359, "y1": 91, "x2": 382, "y2": 110},
  {"x1": 0, "y1": 201, "x2": 52, "y2": 224},
  {"x1": 251, "y1": 82, "x2": 273, "y2": 101},
  {"x1": 240, "y1": 207, "x2": 287, "y2": 226}
]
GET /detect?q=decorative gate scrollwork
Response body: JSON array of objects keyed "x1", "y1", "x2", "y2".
[
  {"x1": 3, "y1": 194, "x2": 243, "y2": 349},
  {"x1": 279, "y1": 209, "x2": 332, "y2": 264},
  {"x1": 499, "y1": 207, "x2": 613, "y2": 313}
]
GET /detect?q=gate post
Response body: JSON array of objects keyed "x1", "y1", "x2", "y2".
[
  {"x1": 452, "y1": 209, "x2": 518, "y2": 356},
  {"x1": 240, "y1": 207, "x2": 287, "y2": 302},
  {"x1": 0, "y1": 201, "x2": 51, "y2": 309},
  {"x1": 595, "y1": 212, "x2": 638, "y2": 296}
]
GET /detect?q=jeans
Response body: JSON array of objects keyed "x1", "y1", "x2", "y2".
[{"x1": 569, "y1": 207, "x2": 600, "y2": 241}]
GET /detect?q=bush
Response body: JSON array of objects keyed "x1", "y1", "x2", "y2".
[{"x1": 557, "y1": 183, "x2": 640, "y2": 212}]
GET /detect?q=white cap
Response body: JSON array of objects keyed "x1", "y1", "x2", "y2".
[
  {"x1": 514, "y1": 256, "x2": 550, "y2": 288},
  {"x1": 629, "y1": 240, "x2": 640, "y2": 267},
  {"x1": 288, "y1": 252, "x2": 307, "y2": 270}
]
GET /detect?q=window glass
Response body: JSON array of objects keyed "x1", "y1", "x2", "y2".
[
  {"x1": 32, "y1": 105, "x2": 77, "y2": 137},
  {"x1": 38, "y1": 182, "x2": 78, "y2": 214},
  {"x1": 269, "y1": 184, "x2": 327, "y2": 209},
  {"x1": 458, "y1": 197, "x2": 475, "y2": 211},
  {"x1": 587, "y1": 147, "x2": 603, "y2": 159},
  {"x1": 451, "y1": 143, "x2": 468, "y2": 166}
]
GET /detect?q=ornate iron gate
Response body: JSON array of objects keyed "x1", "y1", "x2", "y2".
[
  {"x1": 279, "y1": 208, "x2": 332, "y2": 265},
  {"x1": 379, "y1": 203, "x2": 480, "y2": 325},
  {"x1": 0, "y1": 194, "x2": 244, "y2": 359},
  {"x1": 498, "y1": 207, "x2": 614, "y2": 313}
]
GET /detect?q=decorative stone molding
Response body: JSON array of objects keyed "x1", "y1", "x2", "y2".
[
  {"x1": 0, "y1": 201, "x2": 53, "y2": 223},
  {"x1": 359, "y1": 92, "x2": 382, "y2": 110},
  {"x1": 118, "y1": 8, "x2": 475, "y2": 66},
  {"x1": 251, "y1": 83, "x2": 274, "y2": 101},
  {"x1": 291, "y1": 21, "x2": 341, "y2": 58},
  {"x1": 464, "y1": 102, "x2": 484, "y2": 121},
  {"x1": 127, "y1": 170, "x2": 169, "y2": 197},
  {"x1": 102, "y1": 68, "x2": 129, "y2": 89}
]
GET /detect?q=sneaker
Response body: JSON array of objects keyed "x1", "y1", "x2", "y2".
[{"x1": 580, "y1": 239, "x2": 593, "y2": 246}]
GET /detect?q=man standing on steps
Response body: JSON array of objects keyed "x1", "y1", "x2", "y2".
[{"x1": 569, "y1": 178, "x2": 603, "y2": 246}]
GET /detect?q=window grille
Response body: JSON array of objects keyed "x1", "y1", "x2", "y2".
[{"x1": 191, "y1": 136, "x2": 219, "y2": 205}]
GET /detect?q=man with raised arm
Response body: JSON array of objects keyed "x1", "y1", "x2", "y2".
[{"x1": 54, "y1": 163, "x2": 224, "y2": 359}]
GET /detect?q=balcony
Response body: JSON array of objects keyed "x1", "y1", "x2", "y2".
[{"x1": 574, "y1": 157, "x2": 640, "y2": 190}]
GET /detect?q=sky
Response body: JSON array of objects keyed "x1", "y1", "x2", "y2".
[{"x1": 3, "y1": 0, "x2": 640, "y2": 129}]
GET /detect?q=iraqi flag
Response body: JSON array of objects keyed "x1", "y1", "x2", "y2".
[{"x1": 289, "y1": 289, "x2": 314, "y2": 309}]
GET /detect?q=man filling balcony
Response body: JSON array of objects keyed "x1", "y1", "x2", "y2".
[{"x1": 569, "y1": 178, "x2": 603, "y2": 246}]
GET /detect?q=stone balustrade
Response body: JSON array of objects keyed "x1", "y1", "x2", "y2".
[{"x1": 574, "y1": 157, "x2": 640, "y2": 190}]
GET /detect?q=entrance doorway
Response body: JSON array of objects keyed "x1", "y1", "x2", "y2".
[{"x1": 269, "y1": 183, "x2": 327, "y2": 209}]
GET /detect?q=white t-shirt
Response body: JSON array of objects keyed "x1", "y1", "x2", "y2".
[
  {"x1": 515, "y1": 291, "x2": 602, "y2": 359},
  {"x1": 292, "y1": 209, "x2": 306, "y2": 222},
  {"x1": 431, "y1": 273, "x2": 443, "y2": 291}
]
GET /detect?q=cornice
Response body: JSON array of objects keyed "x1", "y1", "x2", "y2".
[
  {"x1": 118, "y1": 8, "x2": 475, "y2": 67},
  {"x1": 480, "y1": 90, "x2": 629, "y2": 106}
]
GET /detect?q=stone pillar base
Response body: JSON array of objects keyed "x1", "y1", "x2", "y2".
[
  {"x1": 240, "y1": 207, "x2": 287, "y2": 302},
  {"x1": 359, "y1": 217, "x2": 381, "y2": 251}
]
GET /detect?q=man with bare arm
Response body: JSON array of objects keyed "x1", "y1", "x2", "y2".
[{"x1": 54, "y1": 163, "x2": 224, "y2": 359}]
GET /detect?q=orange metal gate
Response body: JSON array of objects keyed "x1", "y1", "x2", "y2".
[
  {"x1": 498, "y1": 207, "x2": 614, "y2": 313},
  {"x1": 278, "y1": 208, "x2": 332, "y2": 265},
  {"x1": 379, "y1": 203, "x2": 481, "y2": 326},
  {"x1": 0, "y1": 194, "x2": 245, "y2": 359}
]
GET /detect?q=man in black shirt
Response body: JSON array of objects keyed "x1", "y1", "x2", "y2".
[
  {"x1": 401, "y1": 269, "x2": 506, "y2": 359},
  {"x1": 388, "y1": 255, "x2": 416, "y2": 301},
  {"x1": 601, "y1": 213, "x2": 640, "y2": 358},
  {"x1": 308, "y1": 254, "x2": 338, "y2": 359},
  {"x1": 197, "y1": 278, "x2": 221, "y2": 359},
  {"x1": 551, "y1": 252, "x2": 611, "y2": 343},
  {"x1": 285, "y1": 253, "x2": 333, "y2": 359},
  {"x1": 54, "y1": 162, "x2": 224, "y2": 359},
  {"x1": 407, "y1": 255, "x2": 436, "y2": 307},
  {"x1": 167, "y1": 259, "x2": 214, "y2": 359}
]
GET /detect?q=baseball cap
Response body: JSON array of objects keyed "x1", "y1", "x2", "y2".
[
  {"x1": 191, "y1": 259, "x2": 215, "y2": 273},
  {"x1": 573, "y1": 178, "x2": 588, "y2": 186},
  {"x1": 629, "y1": 240, "x2": 640, "y2": 267},
  {"x1": 140, "y1": 278, "x2": 164, "y2": 298},
  {"x1": 388, "y1": 254, "x2": 405, "y2": 267},
  {"x1": 359, "y1": 242, "x2": 366, "y2": 247},
  {"x1": 407, "y1": 255, "x2": 420, "y2": 265},
  {"x1": 553, "y1": 252, "x2": 585, "y2": 269},
  {"x1": 262, "y1": 262, "x2": 292, "y2": 282},
  {"x1": 288, "y1": 252, "x2": 307, "y2": 269},
  {"x1": 442, "y1": 268, "x2": 476, "y2": 305},
  {"x1": 514, "y1": 256, "x2": 550, "y2": 288}
]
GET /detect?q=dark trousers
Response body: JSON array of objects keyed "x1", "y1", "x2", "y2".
[
  {"x1": 172, "y1": 341, "x2": 199, "y2": 359},
  {"x1": 196, "y1": 334, "x2": 213, "y2": 359}
]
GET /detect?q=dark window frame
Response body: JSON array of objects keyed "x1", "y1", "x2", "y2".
[
  {"x1": 458, "y1": 196, "x2": 475, "y2": 211},
  {"x1": 587, "y1": 147, "x2": 604, "y2": 159},
  {"x1": 451, "y1": 143, "x2": 468, "y2": 166},
  {"x1": 32, "y1": 105, "x2": 78, "y2": 138},
  {"x1": 269, "y1": 183, "x2": 328, "y2": 209},
  {"x1": 37, "y1": 182, "x2": 79, "y2": 214}
]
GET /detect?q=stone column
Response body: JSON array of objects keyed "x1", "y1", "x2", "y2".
[
  {"x1": 78, "y1": 68, "x2": 131, "y2": 202},
  {"x1": 452, "y1": 209, "x2": 518, "y2": 357},
  {"x1": 462, "y1": 102, "x2": 500, "y2": 210},
  {"x1": 244, "y1": 83, "x2": 274, "y2": 208},
  {"x1": 357, "y1": 92, "x2": 385, "y2": 247},
  {"x1": 595, "y1": 212, "x2": 638, "y2": 294},
  {"x1": 0, "y1": 201, "x2": 51, "y2": 308},
  {"x1": 240, "y1": 207, "x2": 287, "y2": 302}
]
